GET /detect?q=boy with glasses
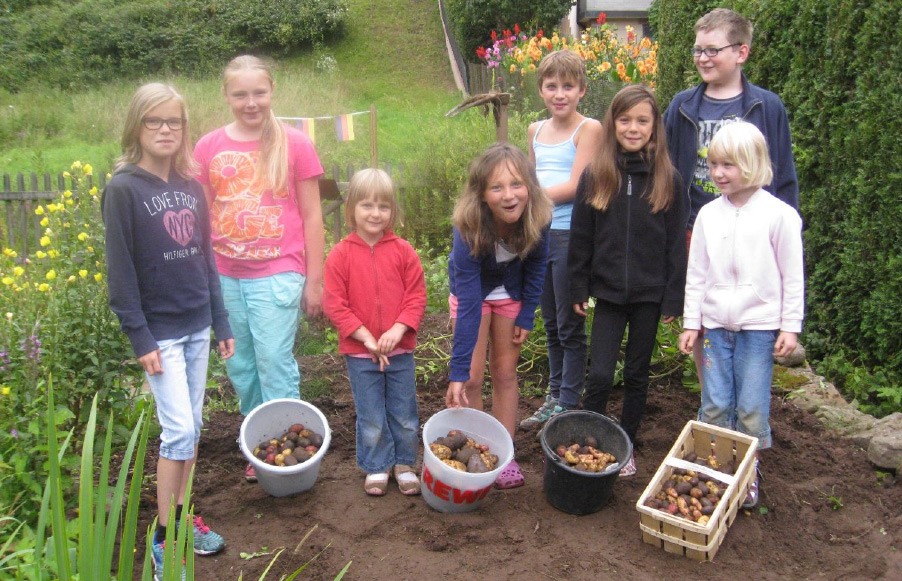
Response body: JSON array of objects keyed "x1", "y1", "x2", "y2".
[{"x1": 663, "y1": 8, "x2": 799, "y2": 509}]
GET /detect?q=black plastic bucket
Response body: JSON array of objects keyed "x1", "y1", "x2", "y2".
[{"x1": 540, "y1": 410, "x2": 633, "y2": 515}]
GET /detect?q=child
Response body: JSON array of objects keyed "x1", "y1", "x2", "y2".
[
  {"x1": 323, "y1": 169, "x2": 426, "y2": 496},
  {"x1": 103, "y1": 83, "x2": 235, "y2": 579},
  {"x1": 679, "y1": 121, "x2": 804, "y2": 508},
  {"x1": 194, "y1": 55, "x2": 325, "y2": 483},
  {"x1": 521, "y1": 50, "x2": 603, "y2": 429},
  {"x1": 445, "y1": 143, "x2": 552, "y2": 489},
  {"x1": 663, "y1": 8, "x2": 799, "y2": 390},
  {"x1": 568, "y1": 85, "x2": 686, "y2": 478}
]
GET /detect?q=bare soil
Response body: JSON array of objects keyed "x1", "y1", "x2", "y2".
[{"x1": 137, "y1": 314, "x2": 901, "y2": 580}]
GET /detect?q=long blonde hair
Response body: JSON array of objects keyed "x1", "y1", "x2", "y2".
[
  {"x1": 584, "y1": 84, "x2": 674, "y2": 213},
  {"x1": 452, "y1": 143, "x2": 551, "y2": 258},
  {"x1": 114, "y1": 83, "x2": 198, "y2": 177},
  {"x1": 222, "y1": 55, "x2": 289, "y2": 193}
]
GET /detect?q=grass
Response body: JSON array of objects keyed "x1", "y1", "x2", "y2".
[{"x1": 0, "y1": 0, "x2": 463, "y2": 176}]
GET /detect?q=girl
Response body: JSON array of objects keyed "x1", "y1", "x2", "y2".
[
  {"x1": 323, "y1": 169, "x2": 426, "y2": 496},
  {"x1": 103, "y1": 83, "x2": 234, "y2": 578},
  {"x1": 445, "y1": 143, "x2": 552, "y2": 489},
  {"x1": 568, "y1": 85, "x2": 686, "y2": 478},
  {"x1": 679, "y1": 121, "x2": 803, "y2": 508},
  {"x1": 194, "y1": 55, "x2": 325, "y2": 483}
]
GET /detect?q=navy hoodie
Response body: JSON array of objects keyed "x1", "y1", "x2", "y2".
[{"x1": 103, "y1": 164, "x2": 231, "y2": 357}]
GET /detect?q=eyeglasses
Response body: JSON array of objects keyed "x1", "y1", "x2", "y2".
[
  {"x1": 142, "y1": 117, "x2": 185, "y2": 131},
  {"x1": 691, "y1": 43, "x2": 741, "y2": 58}
]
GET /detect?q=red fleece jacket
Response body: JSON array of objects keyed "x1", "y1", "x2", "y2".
[{"x1": 323, "y1": 231, "x2": 426, "y2": 355}]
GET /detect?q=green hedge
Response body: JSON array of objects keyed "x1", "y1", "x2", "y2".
[
  {"x1": 0, "y1": 0, "x2": 348, "y2": 90},
  {"x1": 650, "y1": 0, "x2": 902, "y2": 414}
]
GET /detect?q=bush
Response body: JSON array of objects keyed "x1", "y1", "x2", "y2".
[
  {"x1": 445, "y1": 0, "x2": 572, "y2": 64},
  {"x1": 0, "y1": 0, "x2": 348, "y2": 91},
  {"x1": 651, "y1": 0, "x2": 902, "y2": 414}
]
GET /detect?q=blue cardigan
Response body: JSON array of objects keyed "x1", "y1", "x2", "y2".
[
  {"x1": 663, "y1": 73, "x2": 799, "y2": 229},
  {"x1": 448, "y1": 227, "x2": 549, "y2": 382}
]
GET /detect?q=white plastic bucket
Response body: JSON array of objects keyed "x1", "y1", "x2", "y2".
[
  {"x1": 421, "y1": 408, "x2": 514, "y2": 513},
  {"x1": 239, "y1": 398, "x2": 331, "y2": 497}
]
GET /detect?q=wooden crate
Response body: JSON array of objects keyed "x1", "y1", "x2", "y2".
[{"x1": 635, "y1": 421, "x2": 758, "y2": 561}]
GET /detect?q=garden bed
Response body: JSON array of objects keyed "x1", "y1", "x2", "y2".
[{"x1": 135, "y1": 314, "x2": 901, "y2": 580}]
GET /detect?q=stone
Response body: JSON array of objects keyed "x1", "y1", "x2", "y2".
[
  {"x1": 774, "y1": 342, "x2": 807, "y2": 367},
  {"x1": 866, "y1": 413, "x2": 902, "y2": 470}
]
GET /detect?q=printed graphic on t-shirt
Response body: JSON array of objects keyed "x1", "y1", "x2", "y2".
[
  {"x1": 141, "y1": 189, "x2": 202, "y2": 261},
  {"x1": 208, "y1": 150, "x2": 287, "y2": 260},
  {"x1": 694, "y1": 116, "x2": 741, "y2": 196}
]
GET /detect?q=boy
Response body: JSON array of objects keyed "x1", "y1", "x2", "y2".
[
  {"x1": 664, "y1": 8, "x2": 799, "y2": 507},
  {"x1": 520, "y1": 50, "x2": 602, "y2": 431}
]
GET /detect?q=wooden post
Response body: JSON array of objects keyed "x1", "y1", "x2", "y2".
[
  {"x1": 497, "y1": 100, "x2": 509, "y2": 143},
  {"x1": 370, "y1": 104, "x2": 378, "y2": 168}
]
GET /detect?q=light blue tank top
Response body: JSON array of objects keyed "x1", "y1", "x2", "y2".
[{"x1": 533, "y1": 118, "x2": 590, "y2": 229}]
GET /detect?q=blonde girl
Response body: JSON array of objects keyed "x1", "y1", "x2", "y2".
[
  {"x1": 679, "y1": 121, "x2": 803, "y2": 508},
  {"x1": 104, "y1": 83, "x2": 233, "y2": 578},
  {"x1": 323, "y1": 169, "x2": 427, "y2": 496},
  {"x1": 568, "y1": 84, "x2": 686, "y2": 478},
  {"x1": 445, "y1": 143, "x2": 552, "y2": 489},
  {"x1": 194, "y1": 55, "x2": 325, "y2": 483}
]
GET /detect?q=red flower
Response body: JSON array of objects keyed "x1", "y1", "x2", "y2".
[
  {"x1": 628, "y1": 30, "x2": 635, "y2": 42},
  {"x1": 514, "y1": 23, "x2": 520, "y2": 34},
  {"x1": 503, "y1": 29, "x2": 512, "y2": 38},
  {"x1": 491, "y1": 30, "x2": 497, "y2": 41},
  {"x1": 476, "y1": 46, "x2": 487, "y2": 59},
  {"x1": 597, "y1": 12, "x2": 607, "y2": 25},
  {"x1": 537, "y1": 29, "x2": 544, "y2": 39}
]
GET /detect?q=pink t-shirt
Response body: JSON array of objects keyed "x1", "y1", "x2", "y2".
[{"x1": 193, "y1": 125, "x2": 324, "y2": 278}]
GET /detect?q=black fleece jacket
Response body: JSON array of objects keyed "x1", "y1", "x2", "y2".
[
  {"x1": 103, "y1": 164, "x2": 231, "y2": 357},
  {"x1": 567, "y1": 153, "x2": 687, "y2": 316}
]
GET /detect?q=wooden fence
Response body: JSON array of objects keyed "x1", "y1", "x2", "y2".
[{"x1": 0, "y1": 162, "x2": 404, "y2": 255}]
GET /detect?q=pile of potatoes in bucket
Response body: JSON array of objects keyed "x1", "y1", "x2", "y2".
[
  {"x1": 252, "y1": 423, "x2": 325, "y2": 467},
  {"x1": 642, "y1": 451, "x2": 735, "y2": 525},
  {"x1": 553, "y1": 436, "x2": 618, "y2": 472},
  {"x1": 429, "y1": 430, "x2": 499, "y2": 473}
]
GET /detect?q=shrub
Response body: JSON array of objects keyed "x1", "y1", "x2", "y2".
[{"x1": 0, "y1": 0, "x2": 349, "y2": 91}]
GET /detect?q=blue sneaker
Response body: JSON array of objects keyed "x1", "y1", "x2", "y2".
[
  {"x1": 519, "y1": 395, "x2": 563, "y2": 429},
  {"x1": 151, "y1": 541, "x2": 186, "y2": 581},
  {"x1": 191, "y1": 515, "x2": 225, "y2": 555}
]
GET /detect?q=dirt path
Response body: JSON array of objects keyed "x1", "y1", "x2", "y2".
[{"x1": 136, "y1": 315, "x2": 901, "y2": 580}]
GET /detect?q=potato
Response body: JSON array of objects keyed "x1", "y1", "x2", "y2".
[
  {"x1": 665, "y1": 503, "x2": 679, "y2": 515},
  {"x1": 555, "y1": 445, "x2": 568, "y2": 457},
  {"x1": 700, "y1": 497, "x2": 713, "y2": 509},
  {"x1": 289, "y1": 423, "x2": 304, "y2": 434},
  {"x1": 454, "y1": 446, "x2": 479, "y2": 464},
  {"x1": 690, "y1": 487, "x2": 704, "y2": 499},
  {"x1": 584, "y1": 436, "x2": 598, "y2": 448},
  {"x1": 482, "y1": 453, "x2": 499, "y2": 470},
  {"x1": 683, "y1": 451, "x2": 697, "y2": 463},
  {"x1": 293, "y1": 448, "x2": 312, "y2": 462},
  {"x1": 574, "y1": 462, "x2": 589, "y2": 471},
  {"x1": 697, "y1": 515, "x2": 710, "y2": 526},
  {"x1": 309, "y1": 433, "x2": 324, "y2": 447},
  {"x1": 296, "y1": 437, "x2": 311, "y2": 448},
  {"x1": 443, "y1": 430, "x2": 468, "y2": 451},
  {"x1": 675, "y1": 482, "x2": 692, "y2": 495},
  {"x1": 283, "y1": 454, "x2": 298, "y2": 466},
  {"x1": 701, "y1": 505, "x2": 715, "y2": 515},
  {"x1": 442, "y1": 459, "x2": 467, "y2": 472},
  {"x1": 467, "y1": 453, "x2": 490, "y2": 473},
  {"x1": 644, "y1": 498, "x2": 662, "y2": 509}
]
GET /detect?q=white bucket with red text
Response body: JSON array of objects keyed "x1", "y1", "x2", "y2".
[{"x1": 421, "y1": 408, "x2": 514, "y2": 513}]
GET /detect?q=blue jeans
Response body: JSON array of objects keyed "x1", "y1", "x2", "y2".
[
  {"x1": 541, "y1": 230, "x2": 587, "y2": 408},
  {"x1": 220, "y1": 272, "x2": 305, "y2": 415},
  {"x1": 146, "y1": 327, "x2": 211, "y2": 461},
  {"x1": 699, "y1": 327, "x2": 777, "y2": 449},
  {"x1": 346, "y1": 353, "x2": 419, "y2": 473}
]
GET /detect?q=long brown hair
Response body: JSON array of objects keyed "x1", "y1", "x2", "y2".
[
  {"x1": 222, "y1": 55, "x2": 289, "y2": 193},
  {"x1": 452, "y1": 143, "x2": 552, "y2": 258},
  {"x1": 585, "y1": 84, "x2": 674, "y2": 213}
]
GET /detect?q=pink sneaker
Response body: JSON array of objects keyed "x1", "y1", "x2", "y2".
[{"x1": 244, "y1": 462, "x2": 257, "y2": 483}]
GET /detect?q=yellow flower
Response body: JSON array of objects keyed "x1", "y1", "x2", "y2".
[
  {"x1": 40, "y1": 236, "x2": 51, "y2": 247},
  {"x1": 45, "y1": 270, "x2": 56, "y2": 280},
  {"x1": 1, "y1": 277, "x2": 12, "y2": 286},
  {"x1": 48, "y1": 249, "x2": 59, "y2": 259},
  {"x1": 510, "y1": 64, "x2": 517, "y2": 72},
  {"x1": 13, "y1": 266, "x2": 24, "y2": 277},
  {"x1": 71, "y1": 161, "x2": 82, "y2": 170},
  {"x1": 40, "y1": 217, "x2": 49, "y2": 227},
  {"x1": 88, "y1": 246, "x2": 94, "y2": 253},
  {"x1": 90, "y1": 186, "x2": 98, "y2": 195},
  {"x1": 5, "y1": 312, "x2": 11, "y2": 321},
  {"x1": 63, "y1": 190, "x2": 72, "y2": 198},
  {"x1": 2, "y1": 248, "x2": 16, "y2": 257},
  {"x1": 77, "y1": 232, "x2": 89, "y2": 241},
  {"x1": 38, "y1": 283, "x2": 50, "y2": 292},
  {"x1": 83, "y1": 164, "x2": 93, "y2": 175},
  {"x1": 67, "y1": 275, "x2": 76, "y2": 283},
  {"x1": 1, "y1": 386, "x2": 9, "y2": 396},
  {"x1": 106, "y1": 172, "x2": 112, "y2": 180},
  {"x1": 599, "y1": 62, "x2": 612, "y2": 72},
  {"x1": 66, "y1": 199, "x2": 74, "y2": 206},
  {"x1": 35, "y1": 251, "x2": 46, "y2": 259},
  {"x1": 94, "y1": 273, "x2": 103, "y2": 282},
  {"x1": 63, "y1": 171, "x2": 71, "y2": 178},
  {"x1": 79, "y1": 269, "x2": 88, "y2": 278},
  {"x1": 35, "y1": 206, "x2": 45, "y2": 216}
]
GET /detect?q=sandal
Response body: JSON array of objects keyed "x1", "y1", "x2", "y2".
[
  {"x1": 392, "y1": 465, "x2": 421, "y2": 496},
  {"x1": 494, "y1": 459, "x2": 525, "y2": 490},
  {"x1": 364, "y1": 472, "x2": 389, "y2": 496}
]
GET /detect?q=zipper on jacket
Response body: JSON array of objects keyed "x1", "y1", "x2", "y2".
[
  {"x1": 370, "y1": 245, "x2": 383, "y2": 335},
  {"x1": 679, "y1": 108, "x2": 699, "y2": 229},
  {"x1": 625, "y1": 174, "x2": 632, "y2": 299},
  {"x1": 727, "y1": 207, "x2": 740, "y2": 328}
]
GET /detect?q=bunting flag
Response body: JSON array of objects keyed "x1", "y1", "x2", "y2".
[
  {"x1": 295, "y1": 118, "x2": 315, "y2": 144},
  {"x1": 334, "y1": 114, "x2": 355, "y2": 141}
]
